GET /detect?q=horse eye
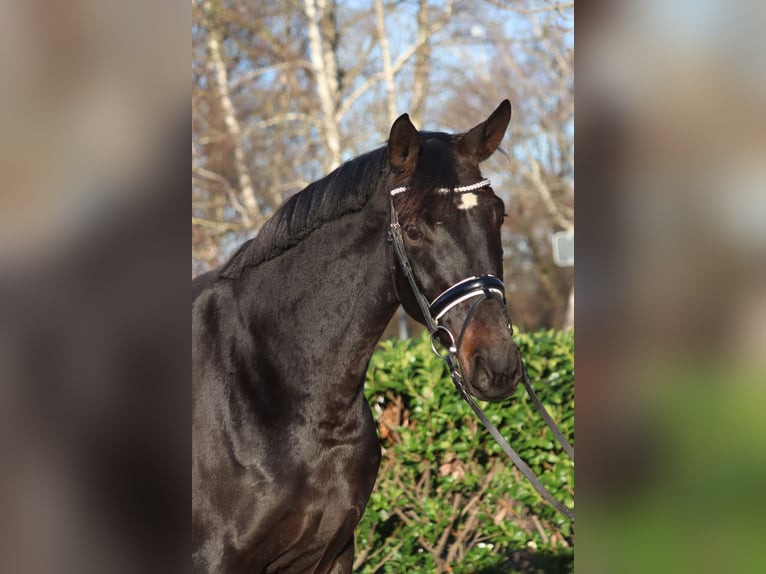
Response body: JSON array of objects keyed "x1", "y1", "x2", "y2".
[{"x1": 405, "y1": 225, "x2": 423, "y2": 241}]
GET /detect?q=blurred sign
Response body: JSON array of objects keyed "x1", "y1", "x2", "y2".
[{"x1": 552, "y1": 230, "x2": 574, "y2": 266}]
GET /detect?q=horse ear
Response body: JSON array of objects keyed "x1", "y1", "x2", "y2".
[
  {"x1": 456, "y1": 99, "x2": 512, "y2": 163},
  {"x1": 387, "y1": 113, "x2": 419, "y2": 175}
]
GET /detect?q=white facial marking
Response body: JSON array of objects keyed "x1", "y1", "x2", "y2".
[{"x1": 457, "y1": 193, "x2": 478, "y2": 210}]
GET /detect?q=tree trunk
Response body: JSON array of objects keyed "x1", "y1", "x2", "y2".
[
  {"x1": 202, "y1": 0, "x2": 262, "y2": 229},
  {"x1": 374, "y1": 0, "x2": 398, "y2": 124},
  {"x1": 409, "y1": 0, "x2": 431, "y2": 127},
  {"x1": 304, "y1": 0, "x2": 342, "y2": 170}
]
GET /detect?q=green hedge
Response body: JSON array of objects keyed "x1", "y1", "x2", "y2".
[{"x1": 354, "y1": 330, "x2": 574, "y2": 573}]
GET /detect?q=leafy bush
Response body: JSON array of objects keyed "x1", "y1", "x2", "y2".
[{"x1": 354, "y1": 329, "x2": 574, "y2": 573}]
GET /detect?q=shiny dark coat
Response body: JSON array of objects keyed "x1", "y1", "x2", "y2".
[{"x1": 192, "y1": 101, "x2": 518, "y2": 573}]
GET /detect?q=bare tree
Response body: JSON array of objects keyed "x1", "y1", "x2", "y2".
[
  {"x1": 409, "y1": 0, "x2": 432, "y2": 127},
  {"x1": 303, "y1": 0, "x2": 343, "y2": 170},
  {"x1": 199, "y1": 0, "x2": 263, "y2": 229},
  {"x1": 191, "y1": 0, "x2": 574, "y2": 329}
]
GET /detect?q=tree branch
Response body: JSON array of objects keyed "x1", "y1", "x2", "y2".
[
  {"x1": 523, "y1": 157, "x2": 573, "y2": 231},
  {"x1": 486, "y1": 0, "x2": 573, "y2": 15},
  {"x1": 374, "y1": 0, "x2": 398, "y2": 123},
  {"x1": 201, "y1": 0, "x2": 262, "y2": 228},
  {"x1": 192, "y1": 216, "x2": 244, "y2": 231},
  {"x1": 303, "y1": 0, "x2": 342, "y2": 169},
  {"x1": 229, "y1": 60, "x2": 313, "y2": 92},
  {"x1": 336, "y1": 0, "x2": 454, "y2": 123}
]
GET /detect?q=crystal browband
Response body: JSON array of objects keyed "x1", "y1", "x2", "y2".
[{"x1": 390, "y1": 178, "x2": 491, "y2": 197}]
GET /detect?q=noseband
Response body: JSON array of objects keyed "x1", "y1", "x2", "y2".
[{"x1": 387, "y1": 179, "x2": 575, "y2": 522}]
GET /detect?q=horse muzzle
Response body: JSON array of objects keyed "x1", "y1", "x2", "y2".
[
  {"x1": 429, "y1": 276, "x2": 522, "y2": 402},
  {"x1": 461, "y1": 338, "x2": 522, "y2": 401}
]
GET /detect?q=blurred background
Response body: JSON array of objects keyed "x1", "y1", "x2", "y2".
[
  {"x1": 0, "y1": 1, "x2": 188, "y2": 573},
  {"x1": 191, "y1": 0, "x2": 575, "y2": 332},
  {"x1": 577, "y1": 0, "x2": 766, "y2": 572}
]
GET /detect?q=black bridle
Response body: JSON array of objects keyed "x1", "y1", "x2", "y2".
[{"x1": 387, "y1": 179, "x2": 575, "y2": 522}]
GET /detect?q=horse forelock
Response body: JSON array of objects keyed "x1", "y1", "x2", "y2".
[{"x1": 392, "y1": 133, "x2": 472, "y2": 223}]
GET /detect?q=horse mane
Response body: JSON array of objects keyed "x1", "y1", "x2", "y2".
[{"x1": 219, "y1": 147, "x2": 389, "y2": 279}]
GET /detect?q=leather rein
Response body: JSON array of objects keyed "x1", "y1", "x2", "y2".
[{"x1": 386, "y1": 179, "x2": 575, "y2": 522}]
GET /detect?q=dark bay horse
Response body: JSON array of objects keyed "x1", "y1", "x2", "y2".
[{"x1": 192, "y1": 100, "x2": 522, "y2": 573}]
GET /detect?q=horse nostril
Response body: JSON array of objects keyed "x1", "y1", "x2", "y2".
[
  {"x1": 465, "y1": 346, "x2": 523, "y2": 400},
  {"x1": 471, "y1": 355, "x2": 492, "y2": 390}
]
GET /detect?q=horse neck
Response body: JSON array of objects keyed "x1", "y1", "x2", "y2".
[{"x1": 236, "y1": 184, "x2": 398, "y2": 403}]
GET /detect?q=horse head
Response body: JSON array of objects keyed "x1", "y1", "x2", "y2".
[{"x1": 387, "y1": 100, "x2": 522, "y2": 401}]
